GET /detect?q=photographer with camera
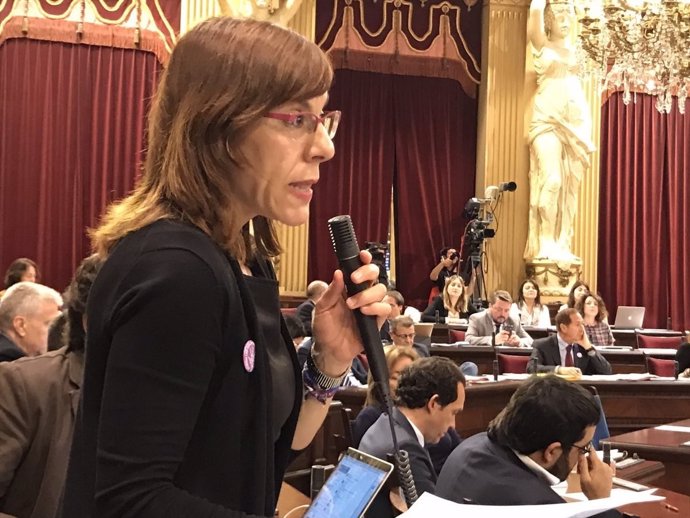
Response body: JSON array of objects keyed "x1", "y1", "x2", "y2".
[{"x1": 430, "y1": 247, "x2": 460, "y2": 292}]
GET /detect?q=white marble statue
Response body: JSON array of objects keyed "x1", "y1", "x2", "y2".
[{"x1": 524, "y1": 0, "x2": 595, "y2": 262}]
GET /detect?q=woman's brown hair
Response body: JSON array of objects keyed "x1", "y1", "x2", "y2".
[
  {"x1": 365, "y1": 345, "x2": 418, "y2": 407},
  {"x1": 443, "y1": 275, "x2": 468, "y2": 314},
  {"x1": 575, "y1": 293, "x2": 609, "y2": 323},
  {"x1": 91, "y1": 18, "x2": 334, "y2": 262}
]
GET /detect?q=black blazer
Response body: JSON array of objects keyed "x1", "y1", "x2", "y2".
[
  {"x1": 436, "y1": 433, "x2": 621, "y2": 517},
  {"x1": 0, "y1": 333, "x2": 24, "y2": 363},
  {"x1": 359, "y1": 408, "x2": 436, "y2": 518},
  {"x1": 421, "y1": 296, "x2": 477, "y2": 323},
  {"x1": 60, "y1": 220, "x2": 301, "y2": 518},
  {"x1": 527, "y1": 334, "x2": 612, "y2": 375},
  {"x1": 437, "y1": 432, "x2": 565, "y2": 505}
]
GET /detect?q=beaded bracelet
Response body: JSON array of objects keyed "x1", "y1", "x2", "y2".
[{"x1": 302, "y1": 347, "x2": 349, "y2": 404}]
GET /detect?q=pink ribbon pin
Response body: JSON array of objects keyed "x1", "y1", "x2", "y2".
[{"x1": 243, "y1": 340, "x2": 255, "y2": 373}]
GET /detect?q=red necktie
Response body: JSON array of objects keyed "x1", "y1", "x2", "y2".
[{"x1": 565, "y1": 344, "x2": 574, "y2": 367}]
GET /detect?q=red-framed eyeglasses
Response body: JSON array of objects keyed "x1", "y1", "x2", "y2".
[{"x1": 264, "y1": 110, "x2": 341, "y2": 139}]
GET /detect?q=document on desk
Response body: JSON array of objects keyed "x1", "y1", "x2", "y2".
[
  {"x1": 655, "y1": 424, "x2": 690, "y2": 433},
  {"x1": 400, "y1": 490, "x2": 663, "y2": 518}
]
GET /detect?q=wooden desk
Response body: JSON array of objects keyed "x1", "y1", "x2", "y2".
[
  {"x1": 276, "y1": 483, "x2": 309, "y2": 517},
  {"x1": 567, "y1": 474, "x2": 688, "y2": 517},
  {"x1": 430, "y1": 345, "x2": 679, "y2": 375},
  {"x1": 619, "y1": 488, "x2": 690, "y2": 517},
  {"x1": 335, "y1": 379, "x2": 690, "y2": 438},
  {"x1": 431, "y1": 324, "x2": 683, "y2": 349},
  {"x1": 603, "y1": 419, "x2": 690, "y2": 497}
]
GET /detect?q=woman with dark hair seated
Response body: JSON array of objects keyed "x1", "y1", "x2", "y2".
[
  {"x1": 0, "y1": 258, "x2": 39, "y2": 298},
  {"x1": 576, "y1": 294, "x2": 614, "y2": 347},
  {"x1": 422, "y1": 275, "x2": 478, "y2": 323},
  {"x1": 510, "y1": 279, "x2": 551, "y2": 327},
  {"x1": 558, "y1": 279, "x2": 590, "y2": 312}
]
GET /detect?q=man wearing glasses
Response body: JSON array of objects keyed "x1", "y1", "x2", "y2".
[{"x1": 436, "y1": 376, "x2": 619, "y2": 516}]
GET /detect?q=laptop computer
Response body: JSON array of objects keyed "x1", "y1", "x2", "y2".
[
  {"x1": 304, "y1": 447, "x2": 394, "y2": 518},
  {"x1": 613, "y1": 306, "x2": 645, "y2": 329}
]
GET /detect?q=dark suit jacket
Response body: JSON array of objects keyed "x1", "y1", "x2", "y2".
[
  {"x1": 359, "y1": 408, "x2": 436, "y2": 518},
  {"x1": 0, "y1": 348, "x2": 83, "y2": 518},
  {"x1": 437, "y1": 432, "x2": 621, "y2": 517},
  {"x1": 0, "y1": 334, "x2": 24, "y2": 363},
  {"x1": 527, "y1": 334, "x2": 612, "y2": 375},
  {"x1": 437, "y1": 432, "x2": 565, "y2": 505},
  {"x1": 295, "y1": 300, "x2": 315, "y2": 336}
]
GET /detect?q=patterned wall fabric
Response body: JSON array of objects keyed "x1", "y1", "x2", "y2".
[
  {"x1": 0, "y1": 0, "x2": 180, "y2": 59},
  {"x1": 316, "y1": 0, "x2": 481, "y2": 97}
]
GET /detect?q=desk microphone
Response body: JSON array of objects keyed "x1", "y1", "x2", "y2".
[{"x1": 328, "y1": 215, "x2": 418, "y2": 506}]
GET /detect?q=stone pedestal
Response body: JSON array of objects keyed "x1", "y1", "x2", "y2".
[{"x1": 525, "y1": 259, "x2": 582, "y2": 304}]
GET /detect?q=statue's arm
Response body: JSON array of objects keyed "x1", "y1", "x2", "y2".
[{"x1": 528, "y1": 0, "x2": 548, "y2": 51}]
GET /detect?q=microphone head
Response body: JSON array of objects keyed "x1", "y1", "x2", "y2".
[
  {"x1": 328, "y1": 215, "x2": 360, "y2": 260},
  {"x1": 499, "y1": 181, "x2": 517, "y2": 192}
]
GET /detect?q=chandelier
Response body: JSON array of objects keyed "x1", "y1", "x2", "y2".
[{"x1": 576, "y1": 0, "x2": 690, "y2": 114}]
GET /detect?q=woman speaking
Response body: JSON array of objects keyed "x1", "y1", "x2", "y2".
[{"x1": 60, "y1": 18, "x2": 389, "y2": 518}]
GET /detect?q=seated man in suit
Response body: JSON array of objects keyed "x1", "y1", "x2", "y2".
[
  {"x1": 466, "y1": 290, "x2": 533, "y2": 347},
  {"x1": 527, "y1": 308, "x2": 612, "y2": 376},
  {"x1": 436, "y1": 376, "x2": 619, "y2": 517},
  {"x1": 359, "y1": 357, "x2": 466, "y2": 518},
  {"x1": 380, "y1": 290, "x2": 404, "y2": 342},
  {"x1": 294, "y1": 280, "x2": 327, "y2": 336},
  {"x1": 389, "y1": 315, "x2": 429, "y2": 358}
]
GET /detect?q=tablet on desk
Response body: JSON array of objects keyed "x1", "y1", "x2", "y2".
[{"x1": 303, "y1": 447, "x2": 393, "y2": 518}]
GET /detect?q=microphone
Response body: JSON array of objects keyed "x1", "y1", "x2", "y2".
[
  {"x1": 327, "y1": 215, "x2": 390, "y2": 400},
  {"x1": 328, "y1": 215, "x2": 419, "y2": 506},
  {"x1": 498, "y1": 181, "x2": 517, "y2": 192}
]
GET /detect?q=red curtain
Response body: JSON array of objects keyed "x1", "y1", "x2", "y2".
[
  {"x1": 598, "y1": 92, "x2": 690, "y2": 329},
  {"x1": 393, "y1": 76, "x2": 477, "y2": 309},
  {"x1": 665, "y1": 101, "x2": 690, "y2": 330},
  {"x1": 308, "y1": 70, "x2": 396, "y2": 282},
  {"x1": 307, "y1": 71, "x2": 477, "y2": 309},
  {"x1": 0, "y1": 39, "x2": 160, "y2": 292}
]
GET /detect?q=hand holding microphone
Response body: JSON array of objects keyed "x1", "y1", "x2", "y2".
[{"x1": 310, "y1": 217, "x2": 390, "y2": 377}]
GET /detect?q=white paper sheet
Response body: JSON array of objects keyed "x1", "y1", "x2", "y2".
[
  {"x1": 400, "y1": 489, "x2": 663, "y2": 518},
  {"x1": 655, "y1": 424, "x2": 690, "y2": 433}
]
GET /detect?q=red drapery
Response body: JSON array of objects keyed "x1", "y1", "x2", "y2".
[
  {"x1": 308, "y1": 70, "x2": 396, "y2": 281},
  {"x1": 598, "y1": 92, "x2": 690, "y2": 330},
  {"x1": 665, "y1": 101, "x2": 690, "y2": 330},
  {"x1": 394, "y1": 75, "x2": 477, "y2": 309},
  {"x1": 307, "y1": 71, "x2": 477, "y2": 309},
  {"x1": 0, "y1": 38, "x2": 161, "y2": 291}
]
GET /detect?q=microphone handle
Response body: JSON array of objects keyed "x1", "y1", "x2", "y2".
[{"x1": 337, "y1": 255, "x2": 390, "y2": 396}]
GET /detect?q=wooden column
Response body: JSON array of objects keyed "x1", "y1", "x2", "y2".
[{"x1": 475, "y1": 0, "x2": 531, "y2": 298}]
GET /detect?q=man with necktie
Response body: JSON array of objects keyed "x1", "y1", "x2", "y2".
[{"x1": 527, "y1": 308, "x2": 612, "y2": 376}]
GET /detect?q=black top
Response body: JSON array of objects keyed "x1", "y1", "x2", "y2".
[
  {"x1": 676, "y1": 342, "x2": 690, "y2": 372},
  {"x1": 244, "y1": 272, "x2": 295, "y2": 442},
  {"x1": 421, "y1": 296, "x2": 478, "y2": 323},
  {"x1": 60, "y1": 220, "x2": 301, "y2": 518},
  {"x1": 0, "y1": 333, "x2": 24, "y2": 363},
  {"x1": 434, "y1": 267, "x2": 457, "y2": 292}
]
